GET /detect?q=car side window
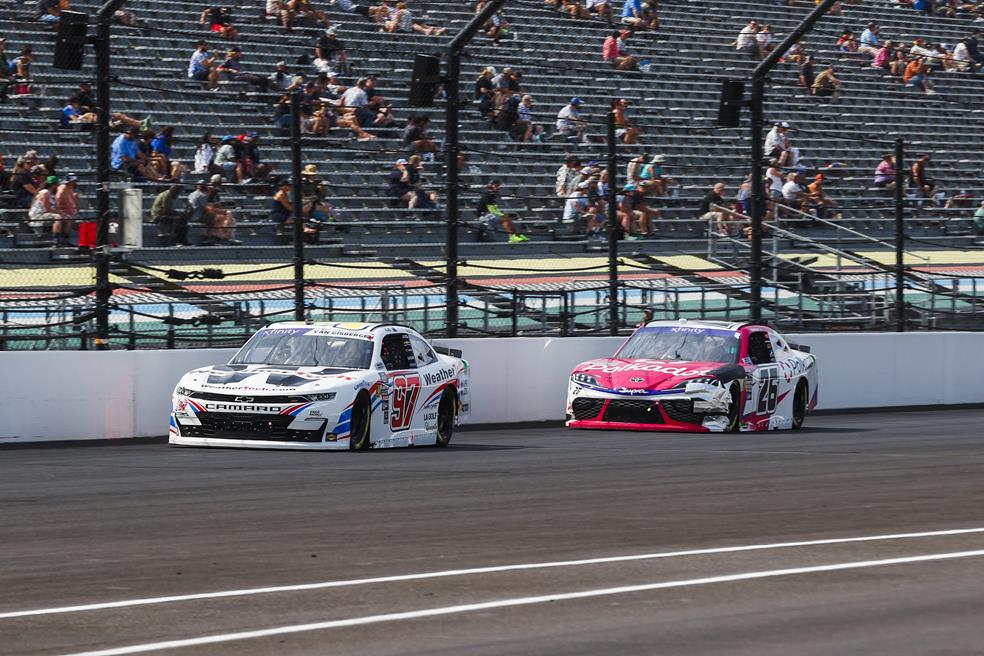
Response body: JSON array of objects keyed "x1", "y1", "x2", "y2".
[
  {"x1": 380, "y1": 333, "x2": 414, "y2": 371},
  {"x1": 747, "y1": 331, "x2": 775, "y2": 365},
  {"x1": 409, "y1": 335, "x2": 438, "y2": 367}
]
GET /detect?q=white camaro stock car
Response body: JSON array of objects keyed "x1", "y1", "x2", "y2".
[{"x1": 169, "y1": 322, "x2": 469, "y2": 450}]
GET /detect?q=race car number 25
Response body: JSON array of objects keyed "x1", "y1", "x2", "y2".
[{"x1": 390, "y1": 374, "x2": 421, "y2": 430}]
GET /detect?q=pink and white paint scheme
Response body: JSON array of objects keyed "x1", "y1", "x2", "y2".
[{"x1": 567, "y1": 320, "x2": 818, "y2": 432}]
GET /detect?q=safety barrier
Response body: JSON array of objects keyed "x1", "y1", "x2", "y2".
[{"x1": 1, "y1": 332, "x2": 982, "y2": 443}]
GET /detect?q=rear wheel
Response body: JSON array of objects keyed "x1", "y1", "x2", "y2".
[
  {"x1": 435, "y1": 389, "x2": 456, "y2": 447},
  {"x1": 348, "y1": 393, "x2": 371, "y2": 451},
  {"x1": 725, "y1": 383, "x2": 742, "y2": 432},
  {"x1": 792, "y1": 381, "x2": 808, "y2": 430}
]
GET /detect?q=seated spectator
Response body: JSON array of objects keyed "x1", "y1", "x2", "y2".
[
  {"x1": 516, "y1": 95, "x2": 545, "y2": 143},
  {"x1": 944, "y1": 189, "x2": 974, "y2": 210},
  {"x1": 766, "y1": 160, "x2": 785, "y2": 201},
  {"x1": 270, "y1": 178, "x2": 294, "y2": 227},
  {"x1": 764, "y1": 121, "x2": 799, "y2": 167},
  {"x1": 403, "y1": 115, "x2": 439, "y2": 154},
  {"x1": 618, "y1": 182, "x2": 658, "y2": 238},
  {"x1": 556, "y1": 155, "x2": 581, "y2": 198},
  {"x1": 785, "y1": 39, "x2": 807, "y2": 65},
  {"x1": 385, "y1": 2, "x2": 447, "y2": 35},
  {"x1": 639, "y1": 154, "x2": 673, "y2": 197},
  {"x1": 151, "y1": 126, "x2": 184, "y2": 181},
  {"x1": 910, "y1": 38, "x2": 936, "y2": 60},
  {"x1": 873, "y1": 153, "x2": 897, "y2": 193},
  {"x1": 28, "y1": 176, "x2": 61, "y2": 234},
  {"x1": 150, "y1": 185, "x2": 188, "y2": 246},
  {"x1": 269, "y1": 61, "x2": 302, "y2": 92},
  {"x1": 952, "y1": 38, "x2": 978, "y2": 72},
  {"x1": 811, "y1": 65, "x2": 841, "y2": 101},
  {"x1": 38, "y1": 0, "x2": 61, "y2": 26},
  {"x1": 859, "y1": 22, "x2": 880, "y2": 56},
  {"x1": 806, "y1": 173, "x2": 836, "y2": 220},
  {"x1": 603, "y1": 29, "x2": 638, "y2": 70},
  {"x1": 798, "y1": 55, "x2": 815, "y2": 92},
  {"x1": 563, "y1": 176, "x2": 607, "y2": 239},
  {"x1": 266, "y1": 0, "x2": 295, "y2": 31},
  {"x1": 781, "y1": 172, "x2": 808, "y2": 213},
  {"x1": 889, "y1": 48, "x2": 908, "y2": 77},
  {"x1": 9, "y1": 158, "x2": 41, "y2": 208},
  {"x1": 973, "y1": 200, "x2": 984, "y2": 236},
  {"x1": 0, "y1": 37, "x2": 12, "y2": 103},
  {"x1": 333, "y1": 0, "x2": 371, "y2": 17},
  {"x1": 873, "y1": 41, "x2": 893, "y2": 70},
  {"x1": 495, "y1": 91, "x2": 521, "y2": 138},
  {"x1": 194, "y1": 132, "x2": 217, "y2": 174},
  {"x1": 620, "y1": 0, "x2": 644, "y2": 28},
  {"x1": 10, "y1": 46, "x2": 33, "y2": 95},
  {"x1": 548, "y1": 0, "x2": 591, "y2": 19},
  {"x1": 187, "y1": 41, "x2": 219, "y2": 89},
  {"x1": 474, "y1": 67, "x2": 495, "y2": 99},
  {"x1": 586, "y1": 0, "x2": 614, "y2": 23},
  {"x1": 476, "y1": 179, "x2": 528, "y2": 243},
  {"x1": 213, "y1": 135, "x2": 241, "y2": 182},
  {"x1": 387, "y1": 158, "x2": 432, "y2": 209},
  {"x1": 698, "y1": 182, "x2": 728, "y2": 234},
  {"x1": 111, "y1": 128, "x2": 143, "y2": 178},
  {"x1": 836, "y1": 30, "x2": 859, "y2": 53},
  {"x1": 611, "y1": 98, "x2": 640, "y2": 144},
  {"x1": 904, "y1": 58, "x2": 936, "y2": 94},
  {"x1": 370, "y1": 0, "x2": 396, "y2": 24},
  {"x1": 289, "y1": 0, "x2": 330, "y2": 28},
  {"x1": 61, "y1": 96, "x2": 97, "y2": 129},
  {"x1": 556, "y1": 96, "x2": 586, "y2": 143},
  {"x1": 54, "y1": 173, "x2": 79, "y2": 246},
  {"x1": 757, "y1": 24, "x2": 775, "y2": 55},
  {"x1": 477, "y1": 87, "x2": 496, "y2": 122},
  {"x1": 911, "y1": 154, "x2": 936, "y2": 201},
  {"x1": 200, "y1": 6, "x2": 238, "y2": 39},
  {"x1": 314, "y1": 26, "x2": 346, "y2": 75},
  {"x1": 238, "y1": 132, "x2": 262, "y2": 182},
  {"x1": 482, "y1": 7, "x2": 510, "y2": 44},
  {"x1": 217, "y1": 48, "x2": 270, "y2": 92},
  {"x1": 733, "y1": 20, "x2": 760, "y2": 60},
  {"x1": 193, "y1": 176, "x2": 239, "y2": 245}
]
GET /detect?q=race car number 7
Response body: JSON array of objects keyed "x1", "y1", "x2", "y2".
[{"x1": 390, "y1": 374, "x2": 421, "y2": 430}]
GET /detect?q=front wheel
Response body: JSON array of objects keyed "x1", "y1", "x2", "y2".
[
  {"x1": 435, "y1": 389, "x2": 456, "y2": 447},
  {"x1": 348, "y1": 393, "x2": 371, "y2": 451},
  {"x1": 725, "y1": 383, "x2": 742, "y2": 432},
  {"x1": 792, "y1": 381, "x2": 808, "y2": 430}
]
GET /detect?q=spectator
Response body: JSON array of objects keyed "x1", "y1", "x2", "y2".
[
  {"x1": 385, "y1": 2, "x2": 447, "y2": 35},
  {"x1": 766, "y1": 160, "x2": 785, "y2": 201},
  {"x1": 859, "y1": 22, "x2": 880, "y2": 56},
  {"x1": 799, "y1": 55, "x2": 815, "y2": 92},
  {"x1": 811, "y1": 65, "x2": 841, "y2": 101},
  {"x1": 476, "y1": 179, "x2": 528, "y2": 243},
  {"x1": 150, "y1": 185, "x2": 188, "y2": 246},
  {"x1": 952, "y1": 39, "x2": 977, "y2": 72},
  {"x1": 764, "y1": 121, "x2": 799, "y2": 167},
  {"x1": 973, "y1": 200, "x2": 984, "y2": 236},
  {"x1": 781, "y1": 172, "x2": 808, "y2": 213},
  {"x1": 618, "y1": 182, "x2": 658, "y2": 238},
  {"x1": 873, "y1": 41, "x2": 893, "y2": 70},
  {"x1": 477, "y1": 87, "x2": 496, "y2": 122},
  {"x1": 698, "y1": 182, "x2": 729, "y2": 234},
  {"x1": 269, "y1": 61, "x2": 302, "y2": 92},
  {"x1": 110, "y1": 127, "x2": 143, "y2": 177},
  {"x1": 586, "y1": 0, "x2": 614, "y2": 24},
  {"x1": 967, "y1": 30, "x2": 984, "y2": 67},
  {"x1": 53, "y1": 173, "x2": 79, "y2": 246},
  {"x1": 603, "y1": 29, "x2": 638, "y2": 70},
  {"x1": 733, "y1": 20, "x2": 760, "y2": 60},
  {"x1": 806, "y1": 173, "x2": 836, "y2": 220},
  {"x1": 11, "y1": 46, "x2": 33, "y2": 95},
  {"x1": 873, "y1": 153, "x2": 897, "y2": 193},
  {"x1": 200, "y1": 6, "x2": 238, "y2": 39},
  {"x1": 911, "y1": 154, "x2": 936, "y2": 201},
  {"x1": 61, "y1": 96, "x2": 97, "y2": 129},
  {"x1": 217, "y1": 47, "x2": 270, "y2": 92},
  {"x1": 910, "y1": 38, "x2": 936, "y2": 60},
  {"x1": 38, "y1": 0, "x2": 61, "y2": 26},
  {"x1": 271, "y1": 178, "x2": 293, "y2": 228},
  {"x1": 403, "y1": 115, "x2": 439, "y2": 154},
  {"x1": 611, "y1": 98, "x2": 640, "y2": 144},
  {"x1": 904, "y1": 58, "x2": 936, "y2": 94},
  {"x1": 213, "y1": 135, "x2": 241, "y2": 182},
  {"x1": 0, "y1": 37, "x2": 11, "y2": 103},
  {"x1": 556, "y1": 97, "x2": 586, "y2": 143},
  {"x1": 334, "y1": 0, "x2": 371, "y2": 17},
  {"x1": 556, "y1": 155, "x2": 581, "y2": 198},
  {"x1": 266, "y1": 0, "x2": 295, "y2": 31},
  {"x1": 889, "y1": 49, "x2": 908, "y2": 77},
  {"x1": 314, "y1": 26, "x2": 346, "y2": 75},
  {"x1": 28, "y1": 176, "x2": 61, "y2": 236},
  {"x1": 495, "y1": 91, "x2": 521, "y2": 138},
  {"x1": 187, "y1": 41, "x2": 219, "y2": 89},
  {"x1": 387, "y1": 158, "x2": 429, "y2": 209},
  {"x1": 289, "y1": 0, "x2": 330, "y2": 28},
  {"x1": 563, "y1": 176, "x2": 607, "y2": 238},
  {"x1": 9, "y1": 156, "x2": 41, "y2": 208},
  {"x1": 474, "y1": 67, "x2": 495, "y2": 99},
  {"x1": 238, "y1": 132, "x2": 263, "y2": 182},
  {"x1": 836, "y1": 30, "x2": 859, "y2": 54},
  {"x1": 757, "y1": 24, "x2": 775, "y2": 55},
  {"x1": 151, "y1": 126, "x2": 180, "y2": 180},
  {"x1": 621, "y1": 0, "x2": 645, "y2": 28},
  {"x1": 369, "y1": 0, "x2": 396, "y2": 24},
  {"x1": 202, "y1": 175, "x2": 239, "y2": 245},
  {"x1": 193, "y1": 132, "x2": 217, "y2": 174},
  {"x1": 516, "y1": 95, "x2": 544, "y2": 142},
  {"x1": 481, "y1": 6, "x2": 510, "y2": 44},
  {"x1": 548, "y1": 0, "x2": 590, "y2": 19}
]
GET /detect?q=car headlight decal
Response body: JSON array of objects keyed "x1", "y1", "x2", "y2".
[
  {"x1": 306, "y1": 392, "x2": 337, "y2": 402},
  {"x1": 176, "y1": 386, "x2": 194, "y2": 397},
  {"x1": 571, "y1": 373, "x2": 599, "y2": 386}
]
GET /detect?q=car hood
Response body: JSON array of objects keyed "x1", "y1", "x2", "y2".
[
  {"x1": 572, "y1": 358, "x2": 723, "y2": 391},
  {"x1": 179, "y1": 364, "x2": 372, "y2": 394}
]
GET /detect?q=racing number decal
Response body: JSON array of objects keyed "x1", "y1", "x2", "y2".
[
  {"x1": 757, "y1": 366, "x2": 779, "y2": 415},
  {"x1": 390, "y1": 374, "x2": 421, "y2": 430}
]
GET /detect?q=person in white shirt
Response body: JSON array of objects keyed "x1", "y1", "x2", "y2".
[
  {"x1": 952, "y1": 39, "x2": 972, "y2": 71},
  {"x1": 734, "y1": 20, "x2": 760, "y2": 59},
  {"x1": 555, "y1": 97, "x2": 586, "y2": 142},
  {"x1": 781, "y1": 172, "x2": 807, "y2": 211},
  {"x1": 765, "y1": 122, "x2": 799, "y2": 167},
  {"x1": 187, "y1": 41, "x2": 219, "y2": 89}
]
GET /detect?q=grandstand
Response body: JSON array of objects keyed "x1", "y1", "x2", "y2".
[{"x1": 1, "y1": 0, "x2": 983, "y2": 347}]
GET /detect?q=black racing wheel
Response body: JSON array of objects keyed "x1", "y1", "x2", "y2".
[
  {"x1": 435, "y1": 388, "x2": 456, "y2": 447},
  {"x1": 348, "y1": 393, "x2": 372, "y2": 451}
]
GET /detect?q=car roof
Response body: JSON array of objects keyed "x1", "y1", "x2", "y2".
[
  {"x1": 641, "y1": 319, "x2": 771, "y2": 332},
  {"x1": 265, "y1": 321, "x2": 421, "y2": 336}
]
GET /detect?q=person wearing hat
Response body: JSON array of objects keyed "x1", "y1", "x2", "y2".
[
  {"x1": 216, "y1": 47, "x2": 269, "y2": 92},
  {"x1": 213, "y1": 135, "x2": 241, "y2": 182},
  {"x1": 640, "y1": 154, "x2": 674, "y2": 197},
  {"x1": 764, "y1": 121, "x2": 799, "y2": 167},
  {"x1": 269, "y1": 60, "x2": 300, "y2": 92},
  {"x1": 53, "y1": 173, "x2": 80, "y2": 246},
  {"x1": 556, "y1": 155, "x2": 582, "y2": 198},
  {"x1": 314, "y1": 25, "x2": 346, "y2": 75},
  {"x1": 28, "y1": 176, "x2": 62, "y2": 238},
  {"x1": 556, "y1": 97, "x2": 586, "y2": 143},
  {"x1": 475, "y1": 67, "x2": 495, "y2": 99}
]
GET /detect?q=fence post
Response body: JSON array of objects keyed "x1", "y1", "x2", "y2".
[
  {"x1": 894, "y1": 137, "x2": 905, "y2": 332},
  {"x1": 290, "y1": 90, "x2": 305, "y2": 322},
  {"x1": 606, "y1": 111, "x2": 619, "y2": 336}
]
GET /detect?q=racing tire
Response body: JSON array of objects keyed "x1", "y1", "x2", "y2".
[
  {"x1": 725, "y1": 383, "x2": 742, "y2": 433},
  {"x1": 435, "y1": 388, "x2": 456, "y2": 447},
  {"x1": 792, "y1": 381, "x2": 808, "y2": 430},
  {"x1": 348, "y1": 393, "x2": 372, "y2": 451}
]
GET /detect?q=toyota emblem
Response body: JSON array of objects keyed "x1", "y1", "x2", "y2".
[
  {"x1": 629, "y1": 377, "x2": 645, "y2": 383},
  {"x1": 234, "y1": 396, "x2": 254, "y2": 403}
]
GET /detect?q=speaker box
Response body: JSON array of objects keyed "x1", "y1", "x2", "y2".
[
  {"x1": 716, "y1": 79, "x2": 744, "y2": 128},
  {"x1": 54, "y1": 11, "x2": 89, "y2": 71},
  {"x1": 408, "y1": 54, "x2": 440, "y2": 107}
]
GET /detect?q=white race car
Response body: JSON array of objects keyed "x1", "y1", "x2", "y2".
[{"x1": 169, "y1": 322, "x2": 469, "y2": 450}]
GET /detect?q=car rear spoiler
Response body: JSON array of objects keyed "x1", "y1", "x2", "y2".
[
  {"x1": 434, "y1": 345, "x2": 463, "y2": 358},
  {"x1": 788, "y1": 342, "x2": 811, "y2": 354}
]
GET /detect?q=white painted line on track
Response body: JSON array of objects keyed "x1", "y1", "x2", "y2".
[
  {"x1": 58, "y1": 549, "x2": 984, "y2": 656},
  {"x1": 3, "y1": 527, "x2": 983, "y2": 620}
]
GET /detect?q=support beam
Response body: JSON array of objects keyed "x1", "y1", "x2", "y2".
[
  {"x1": 894, "y1": 138, "x2": 905, "y2": 332},
  {"x1": 291, "y1": 91, "x2": 304, "y2": 322},
  {"x1": 606, "y1": 111, "x2": 619, "y2": 336}
]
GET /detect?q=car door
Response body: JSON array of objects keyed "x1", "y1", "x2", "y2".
[
  {"x1": 379, "y1": 332, "x2": 419, "y2": 434},
  {"x1": 768, "y1": 330, "x2": 802, "y2": 426},
  {"x1": 408, "y1": 333, "x2": 449, "y2": 435},
  {"x1": 745, "y1": 329, "x2": 779, "y2": 427}
]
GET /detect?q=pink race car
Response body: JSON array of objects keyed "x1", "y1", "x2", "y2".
[{"x1": 566, "y1": 320, "x2": 818, "y2": 432}]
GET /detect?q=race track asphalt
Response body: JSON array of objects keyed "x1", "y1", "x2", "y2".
[{"x1": 1, "y1": 408, "x2": 983, "y2": 655}]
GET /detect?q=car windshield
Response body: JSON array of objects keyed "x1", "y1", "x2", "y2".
[
  {"x1": 231, "y1": 329, "x2": 374, "y2": 369},
  {"x1": 616, "y1": 326, "x2": 740, "y2": 363}
]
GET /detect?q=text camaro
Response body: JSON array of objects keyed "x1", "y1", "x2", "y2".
[
  {"x1": 169, "y1": 322, "x2": 470, "y2": 450},
  {"x1": 566, "y1": 320, "x2": 818, "y2": 432}
]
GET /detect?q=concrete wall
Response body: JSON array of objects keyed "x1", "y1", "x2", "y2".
[{"x1": 1, "y1": 333, "x2": 981, "y2": 443}]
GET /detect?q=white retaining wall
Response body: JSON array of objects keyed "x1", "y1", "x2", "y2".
[{"x1": 1, "y1": 332, "x2": 981, "y2": 443}]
